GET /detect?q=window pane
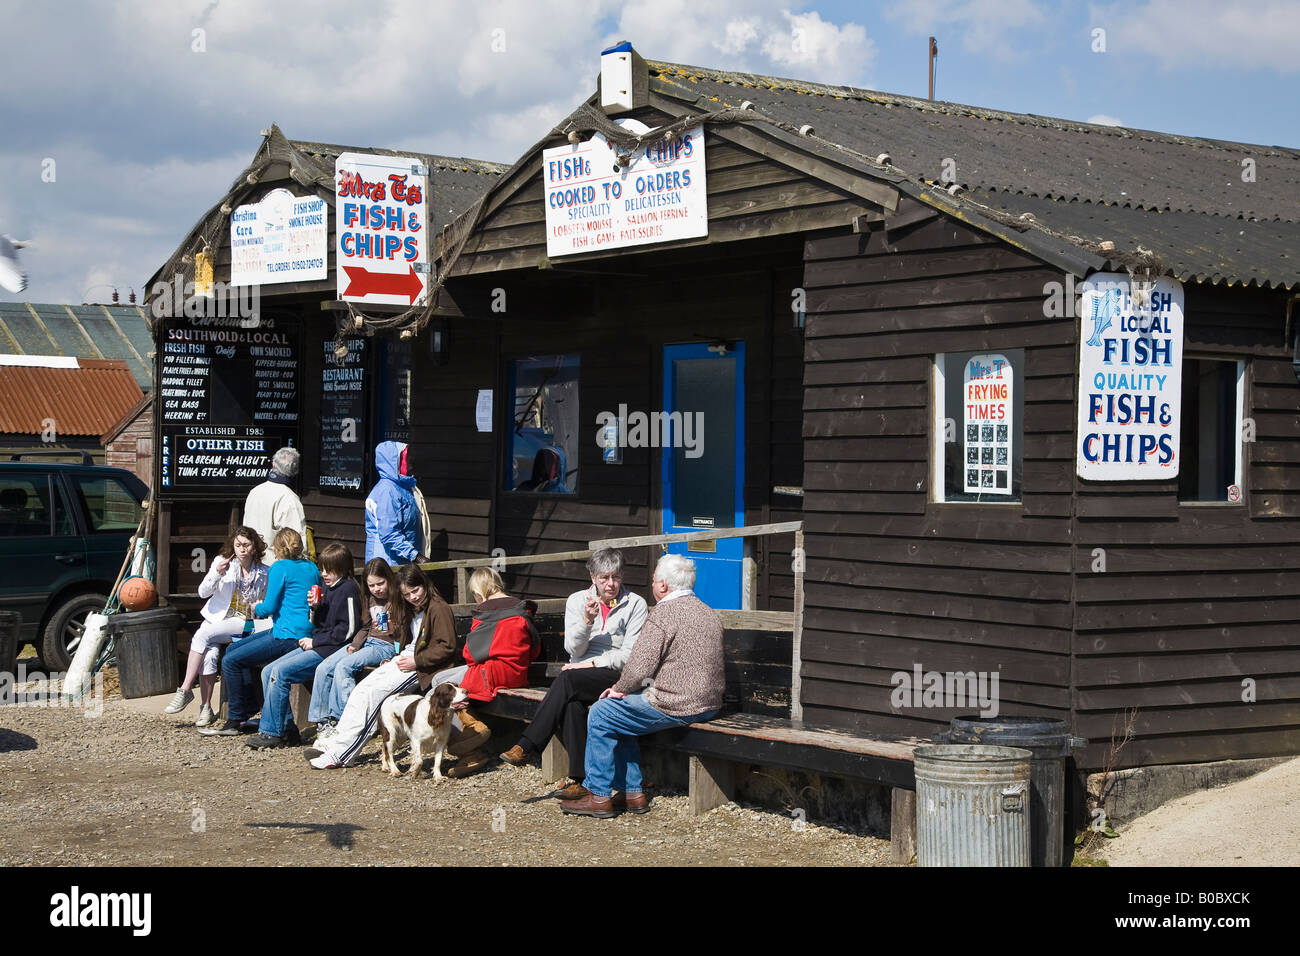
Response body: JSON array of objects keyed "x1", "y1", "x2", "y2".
[
  {"x1": 509, "y1": 354, "x2": 579, "y2": 494},
  {"x1": 672, "y1": 357, "x2": 736, "y2": 528},
  {"x1": 0, "y1": 477, "x2": 52, "y2": 537},
  {"x1": 74, "y1": 476, "x2": 142, "y2": 533},
  {"x1": 940, "y1": 350, "x2": 1024, "y2": 502},
  {"x1": 1178, "y1": 359, "x2": 1238, "y2": 502}
]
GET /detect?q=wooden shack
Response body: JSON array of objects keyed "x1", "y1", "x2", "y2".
[
  {"x1": 430, "y1": 55, "x2": 1300, "y2": 771},
  {"x1": 149, "y1": 55, "x2": 1300, "y2": 773}
]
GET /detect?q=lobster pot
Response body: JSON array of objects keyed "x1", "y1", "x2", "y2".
[
  {"x1": 915, "y1": 744, "x2": 1032, "y2": 867},
  {"x1": 107, "y1": 607, "x2": 181, "y2": 699}
]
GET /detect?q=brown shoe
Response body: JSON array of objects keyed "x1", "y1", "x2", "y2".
[
  {"x1": 448, "y1": 708, "x2": 492, "y2": 758},
  {"x1": 560, "y1": 793, "x2": 618, "y2": 818},
  {"x1": 612, "y1": 791, "x2": 650, "y2": 814},
  {"x1": 498, "y1": 744, "x2": 529, "y2": 767},
  {"x1": 446, "y1": 749, "x2": 492, "y2": 779},
  {"x1": 549, "y1": 782, "x2": 590, "y2": 801}
]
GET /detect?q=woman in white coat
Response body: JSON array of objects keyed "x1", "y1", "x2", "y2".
[{"x1": 164, "y1": 526, "x2": 269, "y2": 725}]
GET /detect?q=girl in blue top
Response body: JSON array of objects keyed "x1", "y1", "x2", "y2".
[{"x1": 201, "y1": 528, "x2": 320, "y2": 737}]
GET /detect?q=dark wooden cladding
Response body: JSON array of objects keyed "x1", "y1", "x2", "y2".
[
  {"x1": 799, "y1": 200, "x2": 1300, "y2": 768},
  {"x1": 799, "y1": 200, "x2": 1076, "y2": 743},
  {"x1": 1074, "y1": 282, "x2": 1299, "y2": 769}
]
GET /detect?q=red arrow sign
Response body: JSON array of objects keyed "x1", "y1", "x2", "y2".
[{"x1": 342, "y1": 264, "x2": 423, "y2": 303}]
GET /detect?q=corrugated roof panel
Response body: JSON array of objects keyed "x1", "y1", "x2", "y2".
[
  {"x1": 1, "y1": 306, "x2": 59, "y2": 354},
  {"x1": 68, "y1": 305, "x2": 132, "y2": 361},
  {"x1": 108, "y1": 306, "x2": 156, "y2": 364},
  {"x1": 32, "y1": 304, "x2": 98, "y2": 357},
  {"x1": 0, "y1": 360, "x2": 143, "y2": 437}
]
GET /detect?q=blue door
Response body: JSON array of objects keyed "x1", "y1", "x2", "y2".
[{"x1": 661, "y1": 342, "x2": 744, "y2": 609}]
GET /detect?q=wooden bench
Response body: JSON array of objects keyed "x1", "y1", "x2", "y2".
[{"x1": 480, "y1": 685, "x2": 924, "y2": 862}]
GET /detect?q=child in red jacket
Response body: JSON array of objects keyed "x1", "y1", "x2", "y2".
[{"x1": 447, "y1": 567, "x2": 539, "y2": 778}]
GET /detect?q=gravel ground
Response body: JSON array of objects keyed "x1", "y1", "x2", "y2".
[{"x1": 0, "y1": 672, "x2": 894, "y2": 867}]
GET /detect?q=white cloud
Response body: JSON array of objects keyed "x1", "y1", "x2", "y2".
[
  {"x1": 1087, "y1": 113, "x2": 1124, "y2": 126},
  {"x1": 1091, "y1": 0, "x2": 1300, "y2": 72},
  {"x1": 884, "y1": 0, "x2": 1047, "y2": 62}
]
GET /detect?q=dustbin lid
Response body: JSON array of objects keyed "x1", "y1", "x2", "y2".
[
  {"x1": 105, "y1": 606, "x2": 181, "y2": 634},
  {"x1": 946, "y1": 715, "x2": 1079, "y2": 754}
]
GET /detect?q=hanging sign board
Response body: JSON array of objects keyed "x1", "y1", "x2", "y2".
[
  {"x1": 230, "y1": 188, "x2": 328, "y2": 286},
  {"x1": 335, "y1": 152, "x2": 428, "y2": 306},
  {"x1": 542, "y1": 118, "x2": 707, "y2": 257},
  {"x1": 963, "y1": 353, "x2": 1014, "y2": 495},
  {"x1": 157, "y1": 316, "x2": 300, "y2": 496},
  {"x1": 1076, "y1": 273, "x2": 1183, "y2": 479}
]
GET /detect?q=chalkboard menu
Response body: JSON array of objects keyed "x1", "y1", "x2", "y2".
[
  {"x1": 318, "y1": 336, "x2": 368, "y2": 493},
  {"x1": 157, "y1": 317, "x2": 301, "y2": 496},
  {"x1": 377, "y1": 338, "x2": 413, "y2": 444}
]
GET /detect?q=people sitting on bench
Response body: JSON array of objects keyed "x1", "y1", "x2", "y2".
[
  {"x1": 443, "y1": 567, "x2": 542, "y2": 779},
  {"x1": 307, "y1": 564, "x2": 459, "y2": 770},
  {"x1": 203, "y1": 528, "x2": 319, "y2": 738},
  {"x1": 561, "y1": 554, "x2": 725, "y2": 819},
  {"x1": 246, "y1": 543, "x2": 363, "y2": 749},
  {"x1": 309, "y1": 557, "x2": 406, "y2": 740},
  {"x1": 497, "y1": 547, "x2": 647, "y2": 800}
]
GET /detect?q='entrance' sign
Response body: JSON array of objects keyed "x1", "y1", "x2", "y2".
[
  {"x1": 542, "y1": 119, "x2": 707, "y2": 257},
  {"x1": 335, "y1": 152, "x2": 428, "y2": 306},
  {"x1": 1076, "y1": 273, "x2": 1183, "y2": 480}
]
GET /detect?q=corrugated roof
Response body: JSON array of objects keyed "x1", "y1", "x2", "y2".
[
  {"x1": 147, "y1": 126, "x2": 508, "y2": 303},
  {"x1": 0, "y1": 302, "x2": 153, "y2": 388},
  {"x1": 643, "y1": 61, "x2": 1300, "y2": 288},
  {"x1": 0, "y1": 359, "x2": 145, "y2": 437}
]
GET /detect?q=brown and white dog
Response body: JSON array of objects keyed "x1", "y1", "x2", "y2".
[{"x1": 377, "y1": 682, "x2": 468, "y2": 781}]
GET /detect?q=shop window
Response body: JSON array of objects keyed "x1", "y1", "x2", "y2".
[
  {"x1": 1178, "y1": 358, "x2": 1244, "y2": 502},
  {"x1": 507, "y1": 354, "x2": 579, "y2": 494},
  {"x1": 933, "y1": 350, "x2": 1024, "y2": 502}
]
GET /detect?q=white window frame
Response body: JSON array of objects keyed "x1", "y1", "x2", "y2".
[{"x1": 1178, "y1": 356, "x2": 1246, "y2": 504}]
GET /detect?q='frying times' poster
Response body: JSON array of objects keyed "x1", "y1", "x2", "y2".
[{"x1": 963, "y1": 353, "x2": 1013, "y2": 495}]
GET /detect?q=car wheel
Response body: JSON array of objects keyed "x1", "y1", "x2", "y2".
[{"x1": 41, "y1": 593, "x2": 108, "y2": 672}]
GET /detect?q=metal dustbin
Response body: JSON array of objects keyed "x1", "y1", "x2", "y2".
[
  {"x1": 0, "y1": 611, "x2": 20, "y2": 681},
  {"x1": 915, "y1": 744, "x2": 1032, "y2": 866},
  {"x1": 106, "y1": 606, "x2": 181, "y2": 699},
  {"x1": 940, "y1": 716, "x2": 1087, "y2": 867}
]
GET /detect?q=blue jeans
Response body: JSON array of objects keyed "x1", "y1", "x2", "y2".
[
  {"x1": 583, "y1": 693, "x2": 719, "y2": 798},
  {"x1": 220, "y1": 632, "x2": 298, "y2": 722},
  {"x1": 308, "y1": 639, "x2": 398, "y2": 723},
  {"x1": 259, "y1": 646, "x2": 327, "y2": 738}
]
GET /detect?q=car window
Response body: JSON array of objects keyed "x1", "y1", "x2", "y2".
[
  {"x1": 0, "y1": 476, "x2": 53, "y2": 536},
  {"x1": 72, "y1": 476, "x2": 142, "y2": 534}
]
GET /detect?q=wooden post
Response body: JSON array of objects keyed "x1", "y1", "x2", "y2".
[
  {"x1": 791, "y1": 527, "x2": 805, "y2": 721},
  {"x1": 891, "y1": 788, "x2": 917, "y2": 864},
  {"x1": 741, "y1": 538, "x2": 757, "y2": 611},
  {"x1": 456, "y1": 567, "x2": 469, "y2": 604},
  {"x1": 290, "y1": 684, "x2": 312, "y2": 731},
  {"x1": 689, "y1": 755, "x2": 735, "y2": 815},
  {"x1": 540, "y1": 737, "x2": 569, "y2": 783}
]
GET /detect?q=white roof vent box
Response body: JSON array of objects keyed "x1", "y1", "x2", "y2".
[{"x1": 599, "y1": 41, "x2": 648, "y2": 114}]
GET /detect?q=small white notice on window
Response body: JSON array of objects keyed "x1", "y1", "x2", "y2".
[{"x1": 475, "y1": 389, "x2": 493, "y2": 433}]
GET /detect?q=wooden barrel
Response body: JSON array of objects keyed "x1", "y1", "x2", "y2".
[{"x1": 108, "y1": 607, "x2": 181, "y2": 699}]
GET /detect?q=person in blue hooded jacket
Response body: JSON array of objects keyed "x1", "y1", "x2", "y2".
[{"x1": 365, "y1": 441, "x2": 426, "y2": 566}]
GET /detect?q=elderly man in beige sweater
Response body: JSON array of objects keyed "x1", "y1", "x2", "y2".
[{"x1": 560, "y1": 553, "x2": 724, "y2": 819}]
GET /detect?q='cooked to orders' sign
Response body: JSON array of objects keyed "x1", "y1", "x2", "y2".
[
  {"x1": 335, "y1": 152, "x2": 428, "y2": 306},
  {"x1": 542, "y1": 118, "x2": 707, "y2": 256},
  {"x1": 964, "y1": 353, "x2": 1013, "y2": 494},
  {"x1": 1076, "y1": 273, "x2": 1184, "y2": 480}
]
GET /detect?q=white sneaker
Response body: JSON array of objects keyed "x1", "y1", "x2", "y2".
[
  {"x1": 309, "y1": 753, "x2": 341, "y2": 770},
  {"x1": 314, "y1": 723, "x2": 336, "y2": 744},
  {"x1": 195, "y1": 704, "x2": 217, "y2": 727},
  {"x1": 163, "y1": 688, "x2": 194, "y2": 715}
]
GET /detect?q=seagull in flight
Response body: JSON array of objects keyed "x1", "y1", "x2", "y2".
[{"x1": 0, "y1": 235, "x2": 32, "y2": 294}]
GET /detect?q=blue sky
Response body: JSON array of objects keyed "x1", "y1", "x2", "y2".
[{"x1": 0, "y1": 0, "x2": 1295, "y2": 304}]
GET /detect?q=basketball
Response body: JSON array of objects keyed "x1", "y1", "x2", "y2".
[{"x1": 119, "y1": 576, "x2": 158, "y2": 611}]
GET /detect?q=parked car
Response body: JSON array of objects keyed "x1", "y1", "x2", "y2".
[{"x1": 0, "y1": 453, "x2": 148, "y2": 670}]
